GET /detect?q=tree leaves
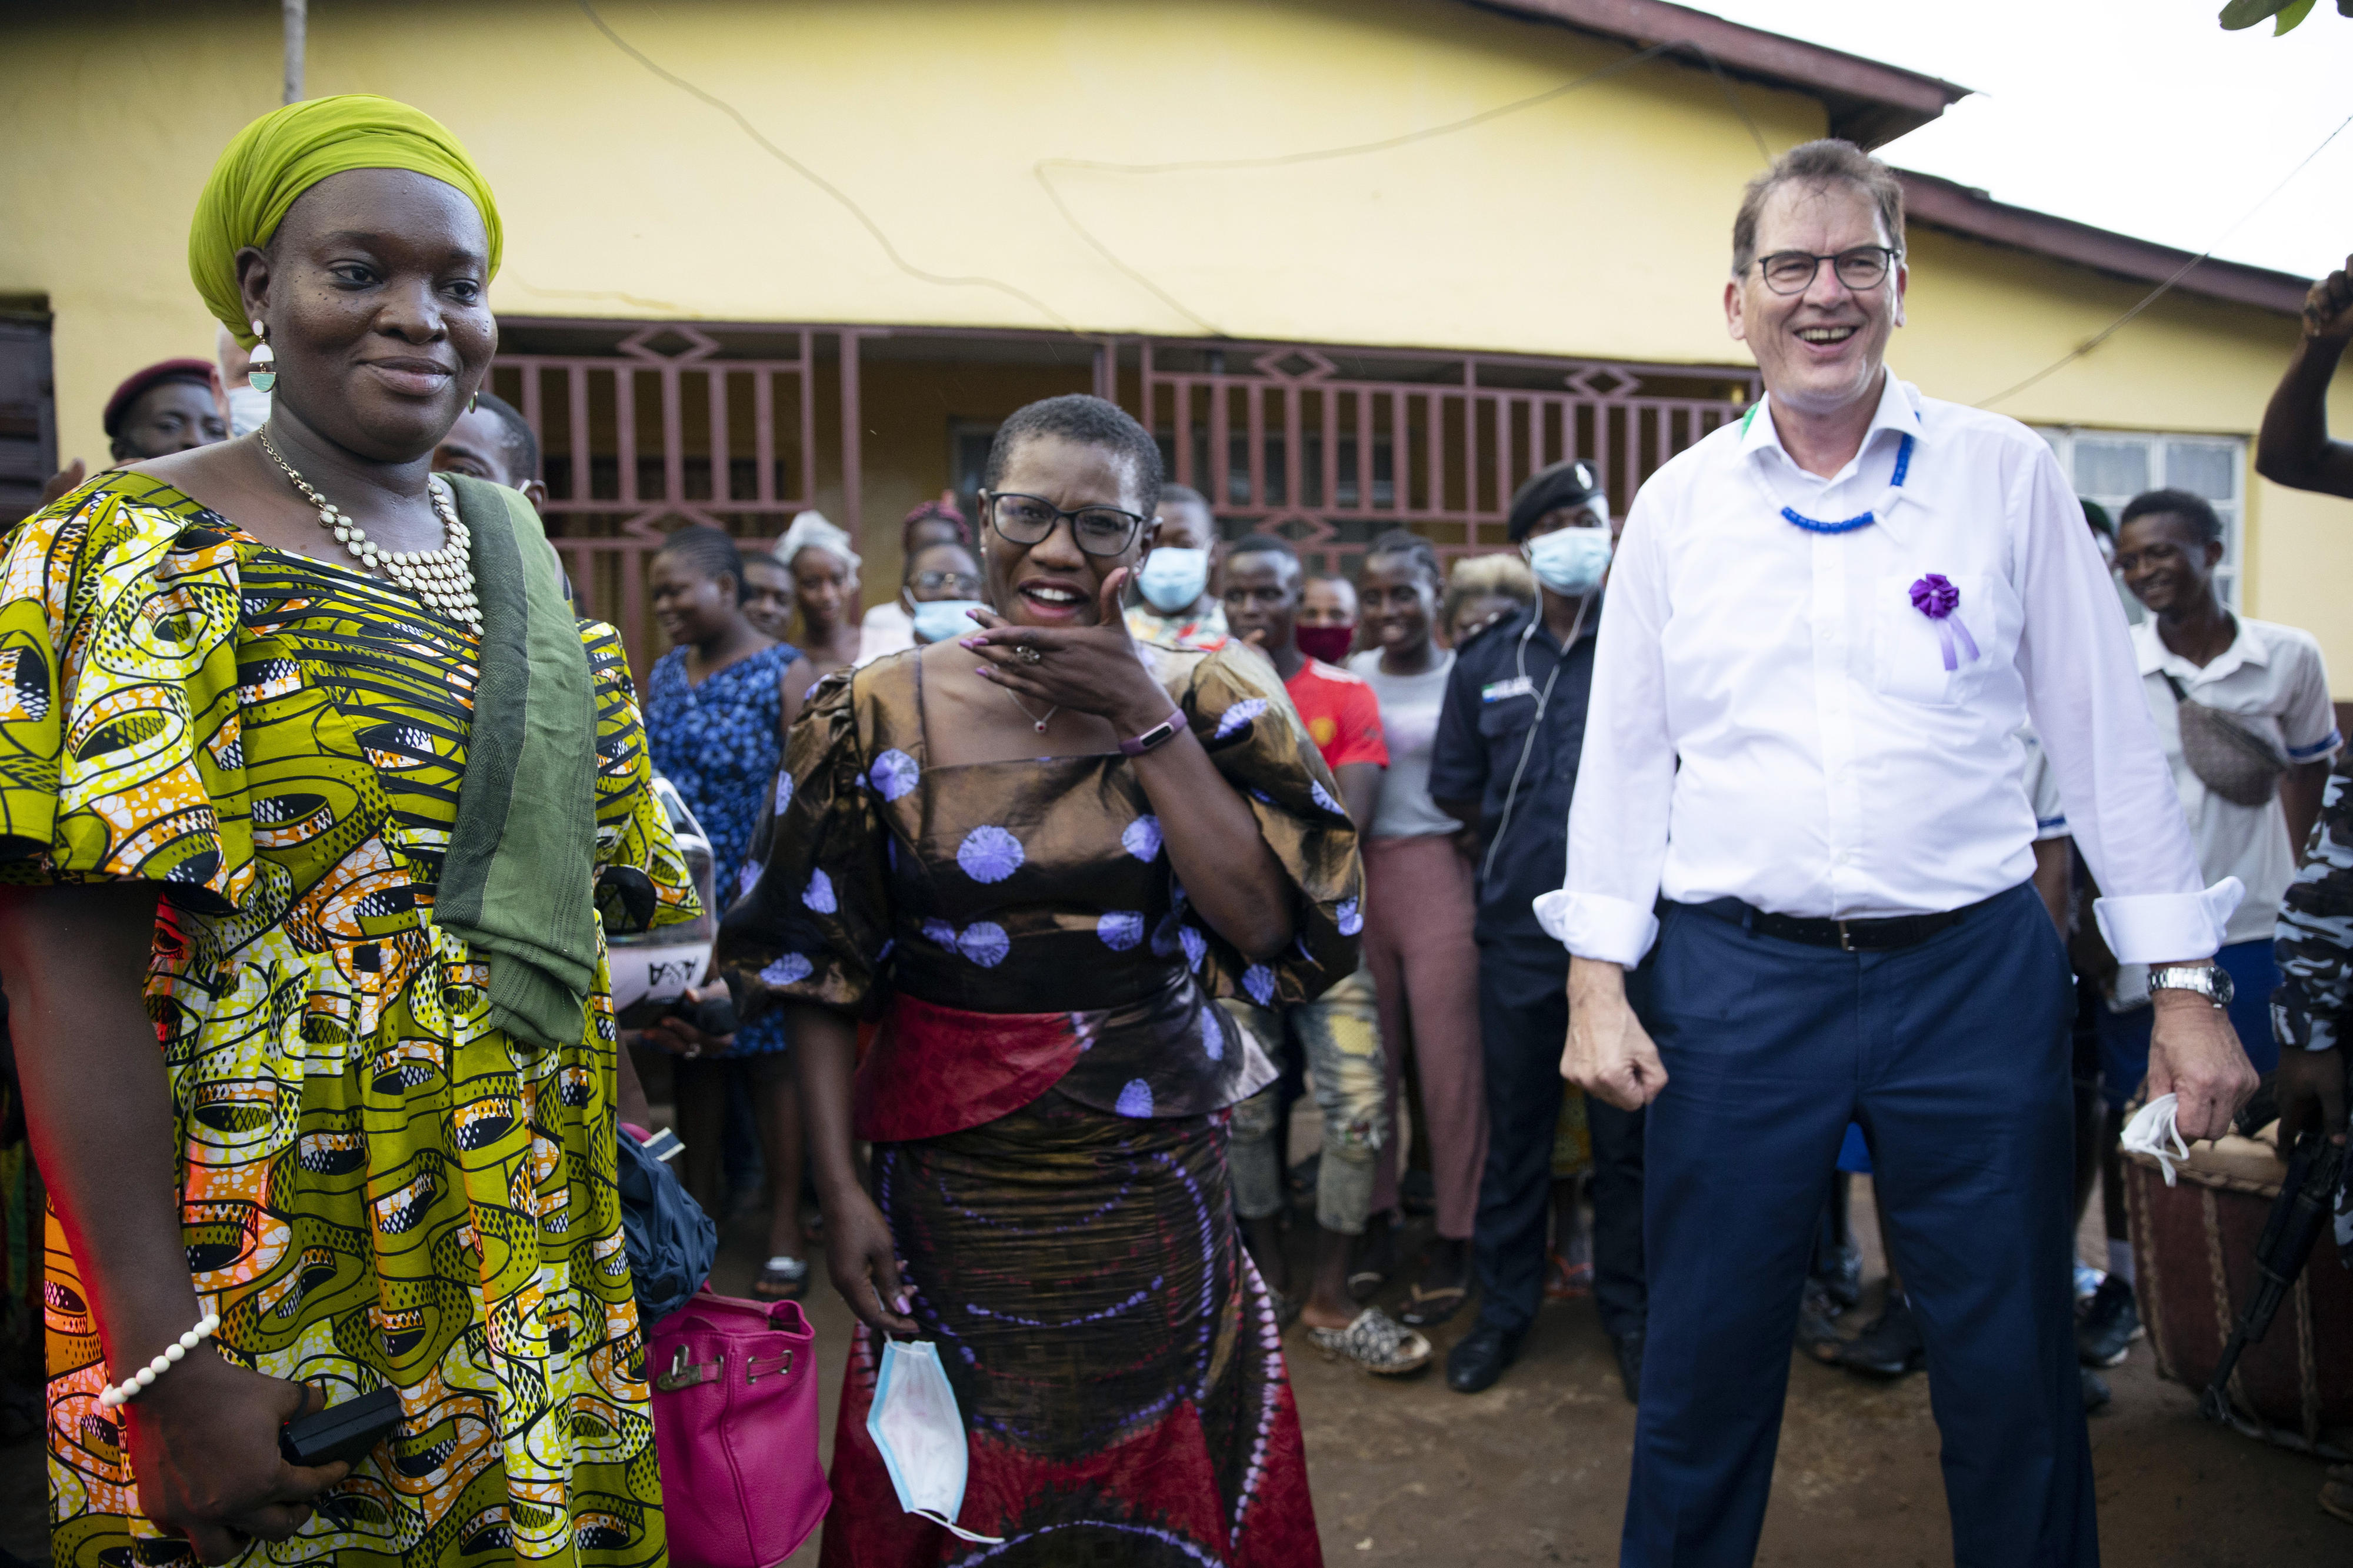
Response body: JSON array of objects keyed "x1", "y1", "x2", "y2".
[
  {"x1": 2219, "y1": 0, "x2": 2322, "y2": 29},
  {"x1": 2218, "y1": 0, "x2": 2287, "y2": 26}
]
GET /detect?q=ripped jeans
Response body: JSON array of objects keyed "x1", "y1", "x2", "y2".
[{"x1": 1224, "y1": 967, "x2": 1388, "y2": 1236}]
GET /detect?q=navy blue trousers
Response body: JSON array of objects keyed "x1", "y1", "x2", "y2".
[
  {"x1": 1474, "y1": 937, "x2": 1647, "y2": 1340},
  {"x1": 1625, "y1": 883, "x2": 2094, "y2": 1567}
]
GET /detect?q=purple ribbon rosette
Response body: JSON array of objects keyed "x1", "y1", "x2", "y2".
[{"x1": 1908, "y1": 573, "x2": 1981, "y2": 672}]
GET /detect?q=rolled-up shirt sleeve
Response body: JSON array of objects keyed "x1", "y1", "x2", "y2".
[
  {"x1": 1537, "y1": 488, "x2": 1677, "y2": 966},
  {"x1": 2011, "y1": 442, "x2": 2238, "y2": 963}
]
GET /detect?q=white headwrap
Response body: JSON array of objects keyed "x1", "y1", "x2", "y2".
[{"x1": 774, "y1": 510, "x2": 862, "y2": 576}]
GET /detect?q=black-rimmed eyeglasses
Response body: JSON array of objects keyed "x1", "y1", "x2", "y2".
[
  {"x1": 1752, "y1": 245, "x2": 1899, "y2": 295},
  {"x1": 981, "y1": 491, "x2": 1148, "y2": 558}
]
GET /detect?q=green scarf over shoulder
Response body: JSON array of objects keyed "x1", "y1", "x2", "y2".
[{"x1": 436, "y1": 474, "x2": 601, "y2": 1050}]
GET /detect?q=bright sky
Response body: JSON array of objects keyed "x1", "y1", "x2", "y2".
[{"x1": 1697, "y1": 0, "x2": 2353, "y2": 280}]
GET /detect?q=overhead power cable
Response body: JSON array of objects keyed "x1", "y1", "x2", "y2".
[
  {"x1": 577, "y1": 0, "x2": 1076, "y2": 331},
  {"x1": 579, "y1": 0, "x2": 1775, "y2": 339},
  {"x1": 1976, "y1": 108, "x2": 2353, "y2": 409},
  {"x1": 1033, "y1": 39, "x2": 1774, "y2": 332}
]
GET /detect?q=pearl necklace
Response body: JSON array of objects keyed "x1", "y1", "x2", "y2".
[{"x1": 258, "y1": 430, "x2": 482, "y2": 634}]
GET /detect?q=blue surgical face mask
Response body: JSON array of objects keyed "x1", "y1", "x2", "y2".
[
  {"x1": 1135, "y1": 547, "x2": 1210, "y2": 613},
  {"x1": 867, "y1": 1340, "x2": 1002, "y2": 1543},
  {"x1": 909, "y1": 598, "x2": 986, "y2": 645},
  {"x1": 1524, "y1": 526, "x2": 1612, "y2": 596}
]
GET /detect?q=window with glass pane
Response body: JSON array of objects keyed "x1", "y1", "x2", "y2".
[
  {"x1": 2072, "y1": 440, "x2": 2150, "y2": 499},
  {"x1": 2165, "y1": 442, "x2": 2236, "y2": 501},
  {"x1": 2033, "y1": 428, "x2": 2245, "y2": 609}
]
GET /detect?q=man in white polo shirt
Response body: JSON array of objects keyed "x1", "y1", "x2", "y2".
[
  {"x1": 2070, "y1": 486, "x2": 2339, "y2": 1365},
  {"x1": 1538, "y1": 139, "x2": 2254, "y2": 1567}
]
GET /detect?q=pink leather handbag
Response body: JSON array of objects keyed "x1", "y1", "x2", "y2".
[{"x1": 648, "y1": 1291, "x2": 830, "y2": 1566}]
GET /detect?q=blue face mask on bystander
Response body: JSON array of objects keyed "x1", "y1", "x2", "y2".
[
  {"x1": 1523, "y1": 527, "x2": 1612, "y2": 596},
  {"x1": 1135, "y1": 547, "x2": 1211, "y2": 613},
  {"x1": 910, "y1": 599, "x2": 988, "y2": 644}
]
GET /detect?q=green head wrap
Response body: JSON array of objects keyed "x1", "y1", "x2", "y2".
[{"x1": 188, "y1": 95, "x2": 502, "y2": 348}]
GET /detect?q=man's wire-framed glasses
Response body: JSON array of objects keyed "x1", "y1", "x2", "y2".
[
  {"x1": 982, "y1": 491, "x2": 1148, "y2": 557},
  {"x1": 1752, "y1": 245, "x2": 1899, "y2": 295}
]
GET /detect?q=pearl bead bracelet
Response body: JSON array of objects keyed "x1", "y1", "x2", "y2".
[{"x1": 98, "y1": 1312, "x2": 221, "y2": 1410}]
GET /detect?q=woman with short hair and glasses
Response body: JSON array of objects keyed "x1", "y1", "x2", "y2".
[{"x1": 712, "y1": 393, "x2": 1352, "y2": 1562}]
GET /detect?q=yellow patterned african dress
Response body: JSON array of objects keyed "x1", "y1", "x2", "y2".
[{"x1": 0, "y1": 472, "x2": 696, "y2": 1567}]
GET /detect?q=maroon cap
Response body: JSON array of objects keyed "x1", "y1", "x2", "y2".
[{"x1": 103, "y1": 359, "x2": 218, "y2": 438}]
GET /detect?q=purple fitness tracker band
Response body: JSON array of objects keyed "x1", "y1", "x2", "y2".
[{"x1": 1119, "y1": 710, "x2": 1186, "y2": 757}]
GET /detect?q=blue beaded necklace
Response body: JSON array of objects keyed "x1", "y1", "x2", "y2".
[{"x1": 1739, "y1": 403, "x2": 1914, "y2": 535}]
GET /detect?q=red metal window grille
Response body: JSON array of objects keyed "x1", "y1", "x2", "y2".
[
  {"x1": 1131, "y1": 339, "x2": 1758, "y2": 575},
  {"x1": 492, "y1": 322, "x2": 1757, "y2": 676},
  {"x1": 488, "y1": 322, "x2": 862, "y2": 677}
]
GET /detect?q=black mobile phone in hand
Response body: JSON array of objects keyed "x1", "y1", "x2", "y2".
[
  {"x1": 665, "y1": 985, "x2": 738, "y2": 1039},
  {"x1": 280, "y1": 1386, "x2": 401, "y2": 1468}
]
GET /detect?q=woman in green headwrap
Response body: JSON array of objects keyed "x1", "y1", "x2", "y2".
[{"x1": 0, "y1": 96, "x2": 695, "y2": 1566}]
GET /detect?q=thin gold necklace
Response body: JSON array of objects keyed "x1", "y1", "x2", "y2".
[{"x1": 999, "y1": 687, "x2": 1059, "y2": 734}]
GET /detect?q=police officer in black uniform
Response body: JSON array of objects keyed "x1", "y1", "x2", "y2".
[{"x1": 1431, "y1": 459, "x2": 1647, "y2": 1396}]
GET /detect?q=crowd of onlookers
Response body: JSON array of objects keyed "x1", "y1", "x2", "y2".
[
  {"x1": 8, "y1": 96, "x2": 2353, "y2": 1563},
  {"x1": 17, "y1": 343, "x2": 2344, "y2": 1411},
  {"x1": 595, "y1": 445, "x2": 2340, "y2": 1416}
]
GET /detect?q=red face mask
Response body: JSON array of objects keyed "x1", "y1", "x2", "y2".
[{"x1": 1295, "y1": 624, "x2": 1356, "y2": 665}]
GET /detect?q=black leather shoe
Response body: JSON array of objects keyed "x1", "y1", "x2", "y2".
[
  {"x1": 1838, "y1": 1292, "x2": 1925, "y2": 1377},
  {"x1": 2077, "y1": 1276, "x2": 2141, "y2": 1368},
  {"x1": 1796, "y1": 1282, "x2": 1844, "y2": 1363},
  {"x1": 1613, "y1": 1330, "x2": 1646, "y2": 1403},
  {"x1": 1445, "y1": 1322, "x2": 1522, "y2": 1393}
]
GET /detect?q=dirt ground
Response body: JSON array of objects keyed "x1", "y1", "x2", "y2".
[
  {"x1": 2, "y1": 1169, "x2": 2344, "y2": 1566},
  {"x1": 762, "y1": 1167, "x2": 2346, "y2": 1567}
]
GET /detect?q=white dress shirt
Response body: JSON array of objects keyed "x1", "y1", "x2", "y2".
[
  {"x1": 1537, "y1": 373, "x2": 2236, "y2": 969},
  {"x1": 2129, "y1": 615, "x2": 2338, "y2": 946},
  {"x1": 2019, "y1": 727, "x2": 2068, "y2": 842}
]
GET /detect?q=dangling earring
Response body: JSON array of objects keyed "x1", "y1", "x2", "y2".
[
  {"x1": 468, "y1": 391, "x2": 479, "y2": 413},
  {"x1": 246, "y1": 320, "x2": 276, "y2": 395}
]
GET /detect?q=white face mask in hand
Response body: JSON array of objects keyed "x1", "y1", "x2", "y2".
[
  {"x1": 866, "y1": 1340, "x2": 1004, "y2": 1544},
  {"x1": 2120, "y1": 1093, "x2": 2189, "y2": 1186}
]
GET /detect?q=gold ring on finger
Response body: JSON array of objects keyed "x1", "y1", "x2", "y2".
[{"x1": 1015, "y1": 645, "x2": 1044, "y2": 665}]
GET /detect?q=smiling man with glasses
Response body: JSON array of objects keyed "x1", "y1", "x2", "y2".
[{"x1": 1540, "y1": 138, "x2": 2252, "y2": 1567}]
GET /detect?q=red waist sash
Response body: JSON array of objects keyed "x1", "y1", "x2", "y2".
[{"x1": 852, "y1": 992, "x2": 1087, "y2": 1143}]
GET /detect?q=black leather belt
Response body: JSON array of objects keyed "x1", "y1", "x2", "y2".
[{"x1": 1685, "y1": 890, "x2": 2003, "y2": 953}]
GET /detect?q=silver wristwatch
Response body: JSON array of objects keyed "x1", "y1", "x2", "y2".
[{"x1": 2149, "y1": 963, "x2": 2234, "y2": 1007}]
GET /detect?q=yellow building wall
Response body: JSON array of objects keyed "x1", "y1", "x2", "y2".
[
  {"x1": 5, "y1": 0, "x2": 2346, "y2": 679},
  {"x1": 1895, "y1": 229, "x2": 2353, "y2": 685}
]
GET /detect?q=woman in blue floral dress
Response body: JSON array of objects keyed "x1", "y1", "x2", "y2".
[{"x1": 643, "y1": 523, "x2": 811, "y2": 1297}]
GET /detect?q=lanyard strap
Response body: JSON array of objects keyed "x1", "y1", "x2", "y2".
[{"x1": 1748, "y1": 432, "x2": 1914, "y2": 535}]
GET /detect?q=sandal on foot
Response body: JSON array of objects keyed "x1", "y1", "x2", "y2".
[
  {"x1": 2321, "y1": 1464, "x2": 2353, "y2": 1526},
  {"x1": 1347, "y1": 1227, "x2": 1398, "y2": 1303},
  {"x1": 1307, "y1": 1307, "x2": 1432, "y2": 1376},
  {"x1": 1399, "y1": 1282, "x2": 1470, "y2": 1327},
  {"x1": 752, "y1": 1255, "x2": 809, "y2": 1300}
]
